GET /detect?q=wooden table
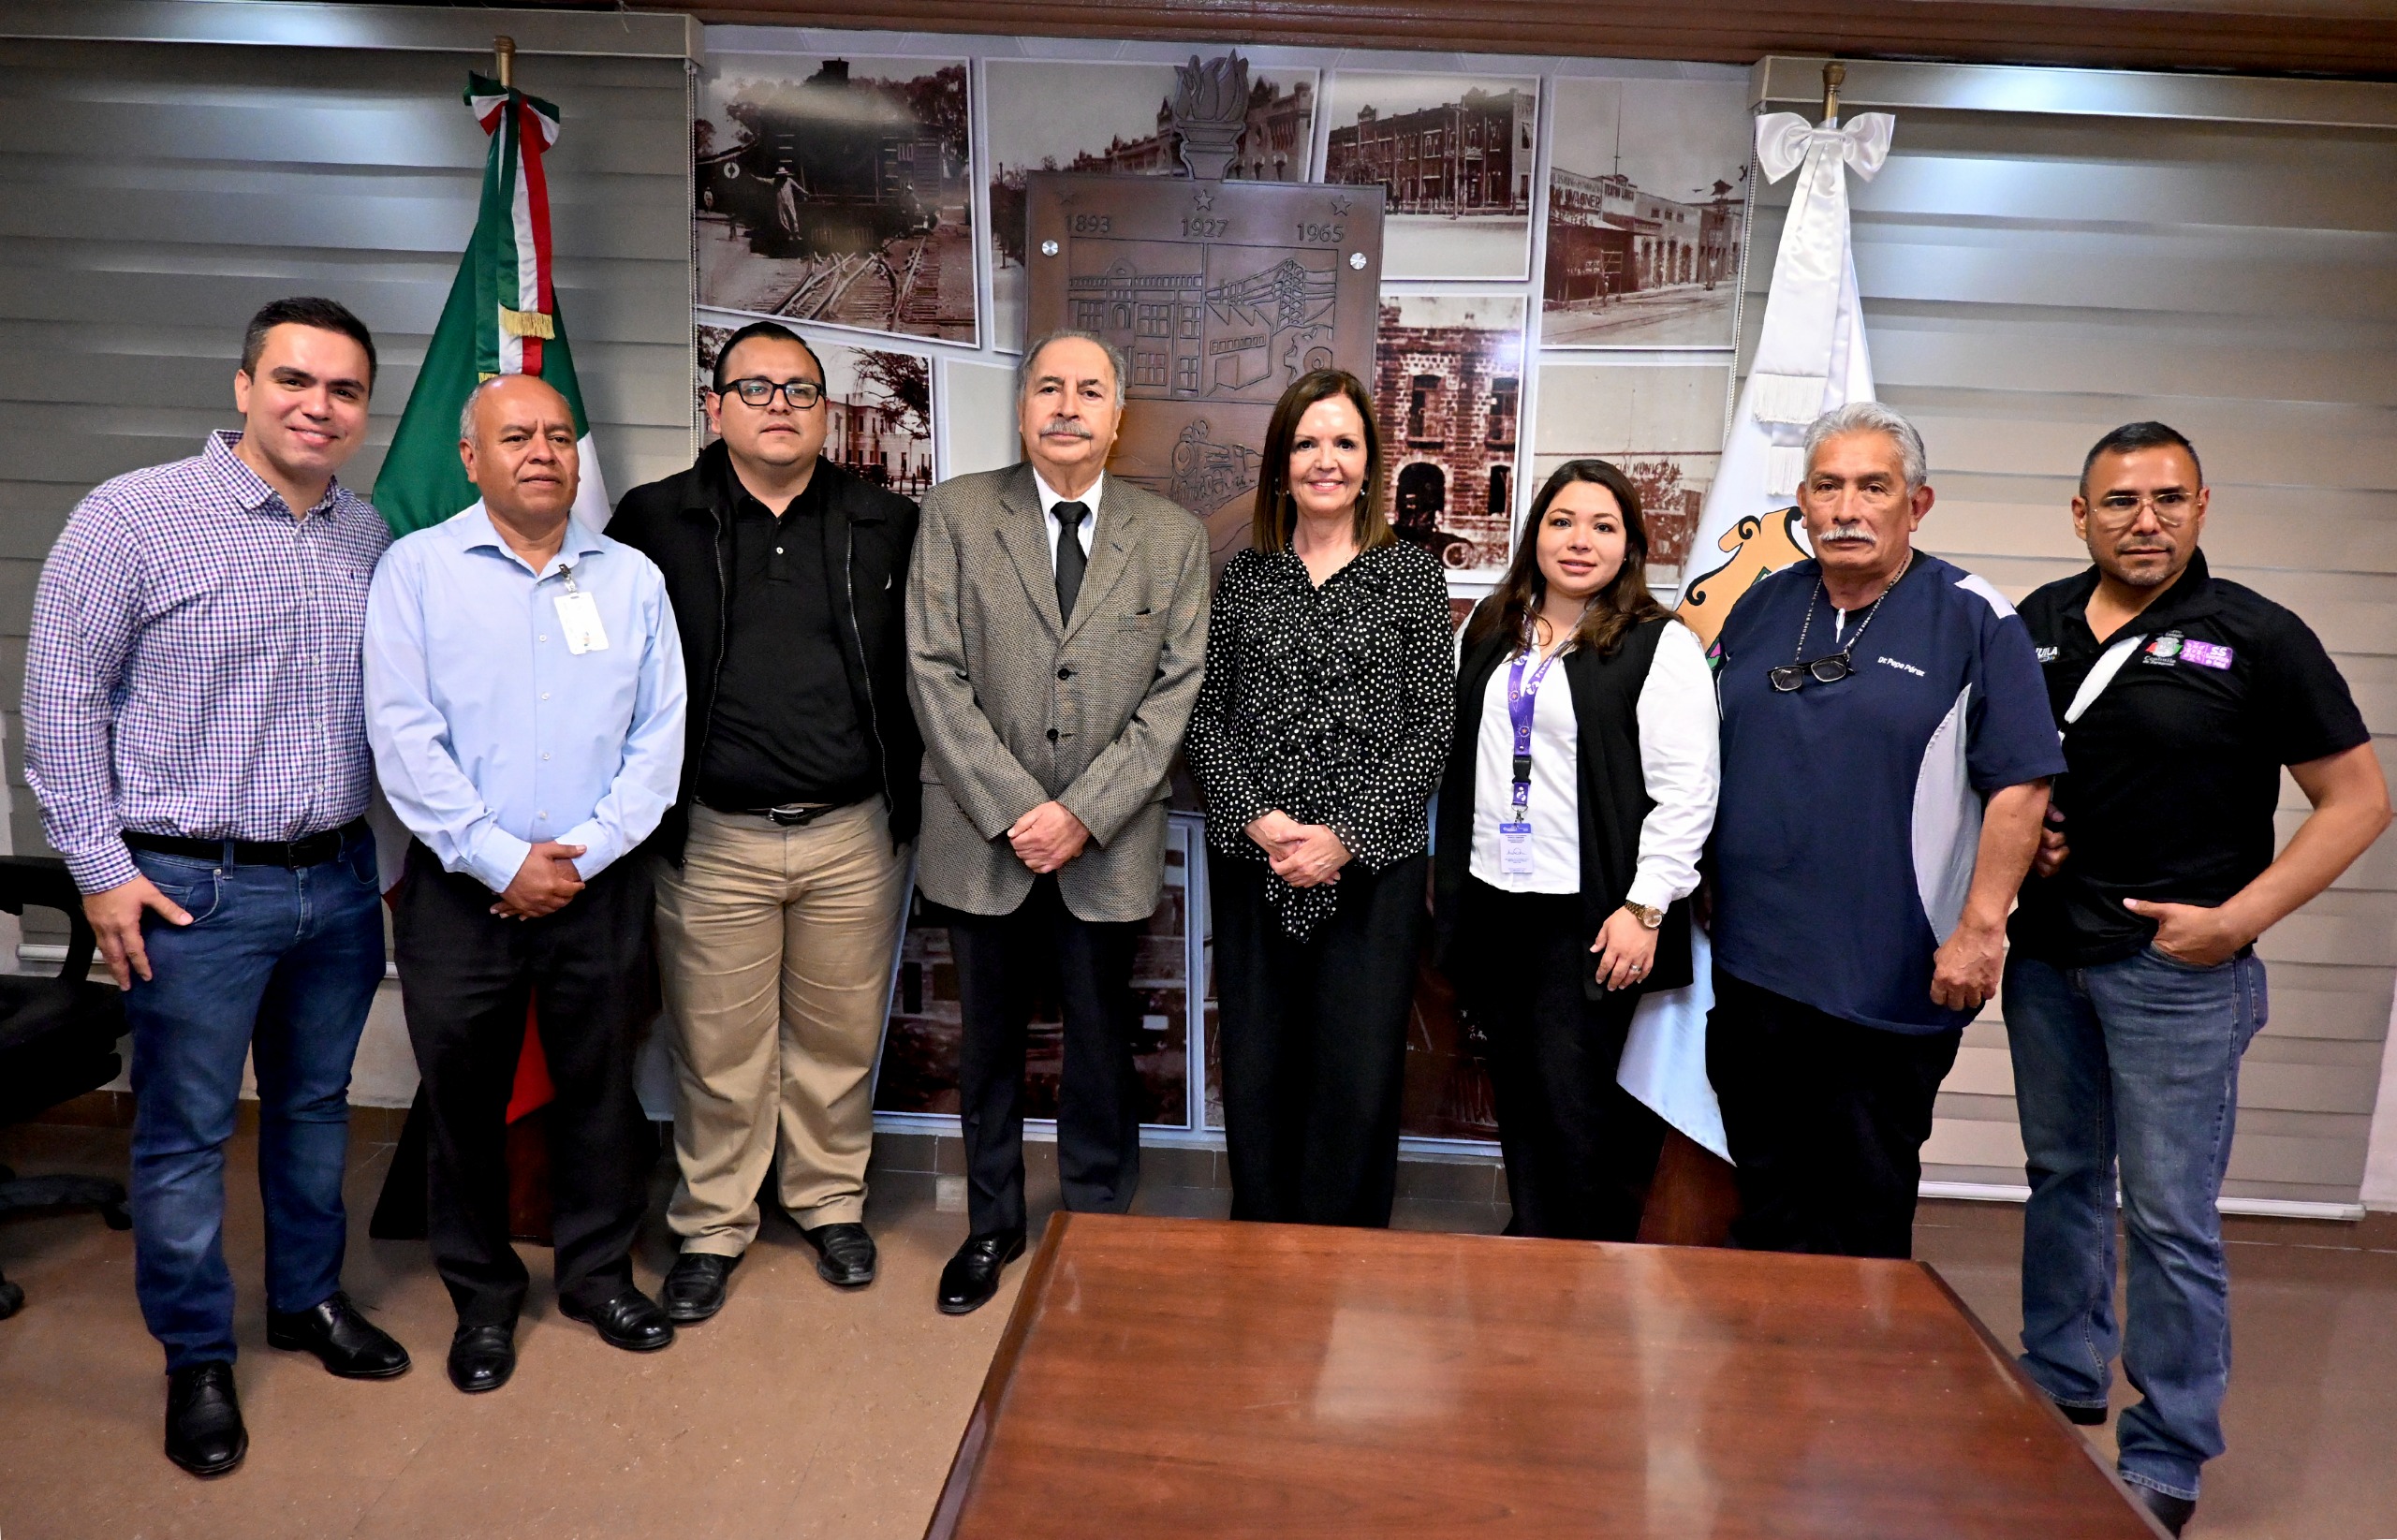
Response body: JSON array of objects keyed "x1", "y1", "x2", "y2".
[{"x1": 927, "y1": 1214, "x2": 2167, "y2": 1539}]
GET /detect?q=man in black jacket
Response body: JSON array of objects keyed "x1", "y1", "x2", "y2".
[{"x1": 610, "y1": 320, "x2": 921, "y2": 1323}]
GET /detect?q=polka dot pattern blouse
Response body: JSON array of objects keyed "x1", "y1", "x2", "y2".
[{"x1": 1186, "y1": 538, "x2": 1457, "y2": 939}]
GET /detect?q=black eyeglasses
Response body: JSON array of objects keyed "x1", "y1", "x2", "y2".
[
  {"x1": 721, "y1": 376, "x2": 824, "y2": 409},
  {"x1": 1769, "y1": 651, "x2": 1855, "y2": 692}
]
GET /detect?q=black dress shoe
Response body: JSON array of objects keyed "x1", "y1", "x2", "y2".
[
  {"x1": 2136, "y1": 1486, "x2": 2196, "y2": 1536},
  {"x1": 165, "y1": 1362, "x2": 247, "y2": 1478},
  {"x1": 801, "y1": 1222, "x2": 878, "y2": 1288},
  {"x1": 2053, "y1": 1396, "x2": 2109, "y2": 1427},
  {"x1": 662, "y1": 1252, "x2": 740, "y2": 1323},
  {"x1": 560, "y1": 1287, "x2": 676, "y2": 1352},
  {"x1": 936, "y1": 1229, "x2": 1025, "y2": 1316},
  {"x1": 267, "y1": 1291, "x2": 411, "y2": 1379},
  {"x1": 447, "y1": 1324, "x2": 516, "y2": 1394}
]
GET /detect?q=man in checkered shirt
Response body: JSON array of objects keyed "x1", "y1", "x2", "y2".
[{"x1": 23, "y1": 297, "x2": 411, "y2": 1479}]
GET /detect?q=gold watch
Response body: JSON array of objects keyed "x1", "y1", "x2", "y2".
[{"x1": 1621, "y1": 901, "x2": 1666, "y2": 931}]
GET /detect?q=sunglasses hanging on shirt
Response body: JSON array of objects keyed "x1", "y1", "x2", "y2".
[{"x1": 1770, "y1": 550, "x2": 1915, "y2": 694}]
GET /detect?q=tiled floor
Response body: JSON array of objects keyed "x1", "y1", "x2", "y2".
[{"x1": 1, "y1": 1122, "x2": 2391, "y2": 1539}]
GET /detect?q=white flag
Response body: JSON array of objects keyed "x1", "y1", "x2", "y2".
[{"x1": 1620, "y1": 108, "x2": 1896, "y2": 1164}]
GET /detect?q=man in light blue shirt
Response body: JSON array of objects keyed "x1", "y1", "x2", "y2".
[{"x1": 366, "y1": 374, "x2": 686, "y2": 1395}]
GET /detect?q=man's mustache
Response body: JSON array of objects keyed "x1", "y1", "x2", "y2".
[
  {"x1": 1817, "y1": 523, "x2": 1875, "y2": 545},
  {"x1": 1039, "y1": 418, "x2": 1094, "y2": 440}
]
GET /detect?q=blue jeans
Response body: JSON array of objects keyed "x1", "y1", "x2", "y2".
[
  {"x1": 124, "y1": 834, "x2": 386, "y2": 1370},
  {"x1": 2004, "y1": 946, "x2": 2268, "y2": 1503}
]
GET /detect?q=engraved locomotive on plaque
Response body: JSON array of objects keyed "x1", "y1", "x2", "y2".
[{"x1": 1025, "y1": 54, "x2": 1386, "y2": 565}]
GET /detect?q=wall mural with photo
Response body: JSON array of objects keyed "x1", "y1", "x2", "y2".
[
  {"x1": 1542, "y1": 78, "x2": 1752, "y2": 349},
  {"x1": 1373, "y1": 293, "x2": 1526, "y2": 576},
  {"x1": 876, "y1": 826, "x2": 1197, "y2": 1129},
  {"x1": 697, "y1": 53, "x2": 978, "y2": 345},
  {"x1": 984, "y1": 58, "x2": 1318, "y2": 353},
  {"x1": 1530, "y1": 359, "x2": 1733, "y2": 591},
  {"x1": 695, "y1": 316, "x2": 936, "y2": 497},
  {"x1": 1321, "y1": 71, "x2": 1539, "y2": 281},
  {"x1": 682, "y1": 31, "x2": 1759, "y2": 1151}
]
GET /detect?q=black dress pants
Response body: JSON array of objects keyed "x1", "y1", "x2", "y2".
[
  {"x1": 1213, "y1": 851, "x2": 1426, "y2": 1228},
  {"x1": 1705, "y1": 967, "x2": 1963, "y2": 1260},
  {"x1": 392, "y1": 842, "x2": 655, "y2": 1327},
  {"x1": 944, "y1": 875, "x2": 1143, "y2": 1238},
  {"x1": 1454, "y1": 879, "x2": 1664, "y2": 1241}
]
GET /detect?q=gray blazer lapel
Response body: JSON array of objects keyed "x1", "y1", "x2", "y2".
[
  {"x1": 993, "y1": 463, "x2": 1064, "y2": 638},
  {"x1": 1062, "y1": 477, "x2": 1146, "y2": 644}
]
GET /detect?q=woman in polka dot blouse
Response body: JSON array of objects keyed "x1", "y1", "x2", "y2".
[{"x1": 1185, "y1": 369, "x2": 1456, "y2": 1228}]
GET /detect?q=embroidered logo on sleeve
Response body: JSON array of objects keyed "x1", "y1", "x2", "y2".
[
  {"x1": 2035, "y1": 646, "x2": 2059, "y2": 664},
  {"x1": 2180, "y1": 638, "x2": 2234, "y2": 669}
]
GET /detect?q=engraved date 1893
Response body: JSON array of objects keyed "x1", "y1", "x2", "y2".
[{"x1": 1067, "y1": 213, "x2": 1112, "y2": 235}]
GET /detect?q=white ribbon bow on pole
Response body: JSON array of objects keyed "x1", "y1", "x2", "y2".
[{"x1": 1741, "y1": 111, "x2": 1895, "y2": 495}]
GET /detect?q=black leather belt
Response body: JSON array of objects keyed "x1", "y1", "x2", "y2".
[
  {"x1": 124, "y1": 817, "x2": 370, "y2": 868},
  {"x1": 699, "y1": 797, "x2": 844, "y2": 829}
]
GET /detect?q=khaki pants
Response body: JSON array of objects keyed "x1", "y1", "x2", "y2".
[{"x1": 654, "y1": 800, "x2": 909, "y2": 1254}]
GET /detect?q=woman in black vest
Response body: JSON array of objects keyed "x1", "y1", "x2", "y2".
[{"x1": 1435, "y1": 459, "x2": 1719, "y2": 1240}]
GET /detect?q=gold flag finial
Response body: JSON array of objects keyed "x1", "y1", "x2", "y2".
[
  {"x1": 1822, "y1": 60, "x2": 1846, "y2": 125},
  {"x1": 494, "y1": 36, "x2": 516, "y2": 90}
]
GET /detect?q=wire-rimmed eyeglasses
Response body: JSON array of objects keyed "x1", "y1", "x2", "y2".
[{"x1": 1769, "y1": 651, "x2": 1856, "y2": 692}]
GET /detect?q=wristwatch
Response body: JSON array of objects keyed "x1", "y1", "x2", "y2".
[{"x1": 1621, "y1": 901, "x2": 1666, "y2": 931}]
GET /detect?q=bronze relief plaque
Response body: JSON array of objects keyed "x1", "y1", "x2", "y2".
[{"x1": 1025, "y1": 173, "x2": 1386, "y2": 565}]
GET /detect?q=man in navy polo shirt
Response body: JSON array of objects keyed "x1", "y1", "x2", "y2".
[
  {"x1": 1709, "y1": 402, "x2": 2063, "y2": 1261},
  {"x1": 2007, "y1": 422, "x2": 2387, "y2": 1536}
]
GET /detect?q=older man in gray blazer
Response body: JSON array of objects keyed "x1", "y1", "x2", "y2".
[{"x1": 906, "y1": 329, "x2": 1209, "y2": 1313}]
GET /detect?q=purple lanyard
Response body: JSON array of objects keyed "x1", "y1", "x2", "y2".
[{"x1": 1505, "y1": 640, "x2": 1564, "y2": 814}]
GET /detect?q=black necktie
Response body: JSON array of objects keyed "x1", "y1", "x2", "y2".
[{"x1": 1053, "y1": 501, "x2": 1089, "y2": 622}]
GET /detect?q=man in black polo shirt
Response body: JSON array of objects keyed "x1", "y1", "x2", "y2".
[
  {"x1": 2008, "y1": 421, "x2": 2390, "y2": 1535},
  {"x1": 610, "y1": 320, "x2": 921, "y2": 1322}
]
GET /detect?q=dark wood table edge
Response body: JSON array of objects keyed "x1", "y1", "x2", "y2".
[
  {"x1": 923, "y1": 1219, "x2": 2176, "y2": 1539},
  {"x1": 925, "y1": 1210, "x2": 1076, "y2": 1540},
  {"x1": 1915, "y1": 1260, "x2": 2175, "y2": 1540}
]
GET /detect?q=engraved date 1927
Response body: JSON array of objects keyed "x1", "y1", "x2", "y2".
[{"x1": 1182, "y1": 217, "x2": 1228, "y2": 239}]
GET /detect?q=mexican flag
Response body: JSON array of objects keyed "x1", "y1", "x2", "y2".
[
  {"x1": 375, "y1": 72, "x2": 610, "y2": 537},
  {"x1": 373, "y1": 72, "x2": 611, "y2": 1126}
]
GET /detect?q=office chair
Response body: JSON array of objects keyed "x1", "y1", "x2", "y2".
[{"x1": 0, "y1": 856, "x2": 131, "y2": 1319}]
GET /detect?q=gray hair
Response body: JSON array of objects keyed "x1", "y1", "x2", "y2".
[
  {"x1": 1017, "y1": 329, "x2": 1129, "y2": 412},
  {"x1": 456, "y1": 373, "x2": 567, "y2": 445},
  {"x1": 1802, "y1": 401, "x2": 1928, "y2": 492}
]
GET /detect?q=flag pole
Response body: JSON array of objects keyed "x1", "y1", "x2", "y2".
[
  {"x1": 493, "y1": 35, "x2": 515, "y2": 91},
  {"x1": 1822, "y1": 60, "x2": 1845, "y2": 126}
]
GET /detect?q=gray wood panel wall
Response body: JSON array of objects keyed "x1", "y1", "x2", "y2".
[
  {"x1": 1742, "y1": 100, "x2": 2397, "y2": 1207},
  {"x1": 0, "y1": 37, "x2": 694, "y2": 857}
]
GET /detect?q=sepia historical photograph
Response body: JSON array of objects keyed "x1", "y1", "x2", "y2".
[
  {"x1": 1529, "y1": 360, "x2": 1732, "y2": 591},
  {"x1": 696, "y1": 54, "x2": 978, "y2": 345},
  {"x1": 695, "y1": 316, "x2": 936, "y2": 497},
  {"x1": 1321, "y1": 71, "x2": 1538, "y2": 281},
  {"x1": 1542, "y1": 77, "x2": 1752, "y2": 348},
  {"x1": 878, "y1": 834, "x2": 1196, "y2": 1127},
  {"x1": 1372, "y1": 293, "x2": 1527, "y2": 575},
  {"x1": 984, "y1": 56, "x2": 1317, "y2": 352}
]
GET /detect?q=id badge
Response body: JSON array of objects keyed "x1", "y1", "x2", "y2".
[
  {"x1": 553, "y1": 591, "x2": 610, "y2": 654},
  {"x1": 1500, "y1": 821, "x2": 1534, "y2": 878}
]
